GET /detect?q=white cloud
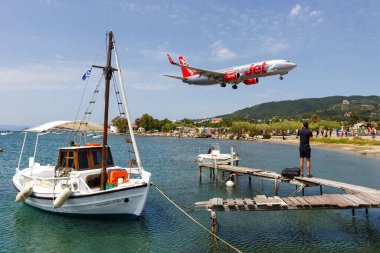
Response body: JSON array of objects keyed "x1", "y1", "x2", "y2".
[
  {"x1": 309, "y1": 10, "x2": 321, "y2": 17},
  {"x1": 210, "y1": 41, "x2": 236, "y2": 60},
  {"x1": 288, "y1": 4, "x2": 324, "y2": 24},
  {"x1": 260, "y1": 37, "x2": 289, "y2": 54},
  {"x1": 0, "y1": 62, "x2": 86, "y2": 90},
  {"x1": 289, "y1": 4, "x2": 302, "y2": 17},
  {"x1": 124, "y1": 69, "x2": 179, "y2": 91}
]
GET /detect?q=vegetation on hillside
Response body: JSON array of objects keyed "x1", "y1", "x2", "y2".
[{"x1": 221, "y1": 95, "x2": 380, "y2": 122}]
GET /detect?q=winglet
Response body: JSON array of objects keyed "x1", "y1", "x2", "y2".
[{"x1": 167, "y1": 53, "x2": 175, "y2": 65}]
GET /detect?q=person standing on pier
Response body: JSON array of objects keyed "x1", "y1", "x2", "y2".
[{"x1": 297, "y1": 122, "x2": 313, "y2": 177}]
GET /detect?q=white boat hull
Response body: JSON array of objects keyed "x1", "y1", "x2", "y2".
[
  {"x1": 13, "y1": 169, "x2": 151, "y2": 217},
  {"x1": 197, "y1": 154, "x2": 239, "y2": 165}
]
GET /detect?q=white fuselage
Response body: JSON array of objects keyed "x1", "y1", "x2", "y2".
[{"x1": 184, "y1": 59, "x2": 297, "y2": 85}]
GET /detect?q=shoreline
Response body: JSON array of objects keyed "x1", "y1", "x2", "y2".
[
  {"x1": 258, "y1": 136, "x2": 380, "y2": 156},
  {"x1": 135, "y1": 132, "x2": 380, "y2": 157}
]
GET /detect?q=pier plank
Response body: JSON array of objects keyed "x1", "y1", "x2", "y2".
[
  {"x1": 354, "y1": 194, "x2": 380, "y2": 205},
  {"x1": 360, "y1": 193, "x2": 380, "y2": 203},
  {"x1": 273, "y1": 196, "x2": 288, "y2": 206},
  {"x1": 338, "y1": 195, "x2": 360, "y2": 207},
  {"x1": 235, "y1": 198, "x2": 245, "y2": 208},
  {"x1": 210, "y1": 198, "x2": 224, "y2": 207},
  {"x1": 343, "y1": 194, "x2": 370, "y2": 206},
  {"x1": 288, "y1": 197, "x2": 305, "y2": 207},
  {"x1": 294, "y1": 196, "x2": 312, "y2": 207},
  {"x1": 226, "y1": 199, "x2": 236, "y2": 207},
  {"x1": 313, "y1": 195, "x2": 333, "y2": 206},
  {"x1": 244, "y1": 198, "x2": 254, "y2": 206},
  {"x1": 282, "y1": 198, "x2": 297, "y2": 207},
  {"x1": 328, "y1": 194, "x2": 352, "y2": 207},
  {"x1": 336, "y1": 194, "x2": 360, "y2": 207}
]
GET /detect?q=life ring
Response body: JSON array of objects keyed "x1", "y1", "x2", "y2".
[{"x1": 85, "y1": 143, "x2": 101, "y2": 147}]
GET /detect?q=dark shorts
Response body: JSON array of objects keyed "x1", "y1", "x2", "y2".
[{"x1": 300, "y1": 148, "x2": 311, "y2": 158}]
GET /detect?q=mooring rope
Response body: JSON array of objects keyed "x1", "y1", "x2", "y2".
[{"x1": 151, "y1": 182, "x2": 243, "y2": 253}]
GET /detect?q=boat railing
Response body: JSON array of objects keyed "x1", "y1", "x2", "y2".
[{"x1": 16, "y1": 170, "x2": 93, "y2": 193}]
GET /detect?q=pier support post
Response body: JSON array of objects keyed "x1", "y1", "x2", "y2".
[
  {"x1": 211, "y1": 211, "x2": 217, "y2": 236},
  {"x1": 352, "y1": 208, "x2": 355, "y2": 216},
  {"x1": 274, "y1": 178, "x2": 279, "y2": 195},
  {"x1": 249, "y1": 176, "x2": 251, "y2": 185},
  {"x1": 199, "y1": 167, "x2": 202, "y2": 180},
  {"x1": 302, "y1": 187, "x2": 305, "y2": 196},
  {"x1": 365, "y1": 208, "x2": 369, "y2": 216},
  {"x1": 320, "y1": 185, "x2": 323, "y2": 195}
]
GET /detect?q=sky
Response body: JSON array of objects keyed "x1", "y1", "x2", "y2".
[{"x1": 0, "y1": 0, "x2": 380, "y2": 127}]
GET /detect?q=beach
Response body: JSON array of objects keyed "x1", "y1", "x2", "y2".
[
  {"x1": 259, "y1": 136, "x2": 380, "y2": 156},
  {"x1": 135, "y1": 132, "x2": 380, "y2": 156}
]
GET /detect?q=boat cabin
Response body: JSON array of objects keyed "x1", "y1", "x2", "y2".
[{"x1": 57, "y1": 144, "x2": 114, "y2": 171}]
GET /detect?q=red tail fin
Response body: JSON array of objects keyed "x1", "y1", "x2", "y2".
[{"x1": 179, "y1": 56, "x2": 197, "y2": 78}]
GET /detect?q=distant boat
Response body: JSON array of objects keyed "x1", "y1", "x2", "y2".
[
  {"x1": 0, "y1": 130, "x2": 13, "y2": 136},
  {"x1": 196, "y1": 143, "x2": 239, "y2": 166},
  {"x1": 12, "y1": 31, "x2": 151, "y2": 217},
  {"x1": 93, "y1": 134, "x2": 103, "y2": 139}
]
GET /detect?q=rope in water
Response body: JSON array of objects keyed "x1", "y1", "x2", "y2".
[{"x1": 151, "y1": 182, "x2": 242, "y2": 253}]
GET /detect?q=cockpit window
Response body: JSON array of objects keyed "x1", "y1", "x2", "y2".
[{"x1": 78, "y1": 150, "x2": 89, "y2": 170}]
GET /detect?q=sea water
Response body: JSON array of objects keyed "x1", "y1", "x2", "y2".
[{"x1": 1, "y1": 133, "x2": 380, "y2": 252}]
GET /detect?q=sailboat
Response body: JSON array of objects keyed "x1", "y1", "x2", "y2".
[{"x1": 12, "y1": 32, "x2": 151, "y2": 217}]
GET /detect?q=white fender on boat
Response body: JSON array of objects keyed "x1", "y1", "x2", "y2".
[
  {"x1": 226, "y1": 180, "x2": 235, "y2": 187},
  {"x1": 15, "y1": 187, "x2": 33, "y2": 202},
  {"x1": 53, "y1": 188, "x2": 72, "y2": 208}
]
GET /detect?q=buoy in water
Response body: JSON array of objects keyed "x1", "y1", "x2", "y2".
[
  {"x1": 53, "y1": 188, "x2": 72, "y2": 208},
  {"x1": 226, "y1": 180, "x2": 234, "y2": 187},
  {"x1": 15, "y1": 187, "x2": 33, "y2": 202}
]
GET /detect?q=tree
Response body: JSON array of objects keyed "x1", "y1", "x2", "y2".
[
  {"x1": 349, "y1": 112, "x2": 359, "y2": 125},
  {"x1": 311, "y1": 114, "x2": 320, "y2": 123},
  {"x1": 111, "y1": 116, "x2": 128, "y2": 133},
  {"x1": 158, "y1": 118, "x2": 172, "y2": 131},
  {"x1": 138, "y1": 113, "x2": 156, "y2": 131},
  {"x1": 162, "y1": 123, "x2": 176, "y2": 132},
  {"x1": 181, "y1": 118, "x2": 193, "y2": 127}
]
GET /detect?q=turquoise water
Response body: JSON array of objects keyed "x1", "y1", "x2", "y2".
[{"x1": 1, "y1": 133, "x2": 380, "y2": 252}]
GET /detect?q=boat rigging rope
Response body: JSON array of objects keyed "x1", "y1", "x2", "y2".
[{"x1": 151, "y1": 182, "x2": 242, "y2": 253}]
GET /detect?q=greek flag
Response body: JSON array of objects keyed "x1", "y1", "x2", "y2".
[{"x1": 82, "y1": 68, "x2": 92, "y2": 81}]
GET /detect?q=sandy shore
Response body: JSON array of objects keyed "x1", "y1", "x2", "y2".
[
  {"x1": 259, "y1": 136, "x2": 380, "y2": 157},
  {"x1": 136, "y1": 132, "x2": 380, "y2": 157}
]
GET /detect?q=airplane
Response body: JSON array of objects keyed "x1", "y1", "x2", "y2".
[{"x1": 164, "y1": 54, "x2": 297, "y2": 89}]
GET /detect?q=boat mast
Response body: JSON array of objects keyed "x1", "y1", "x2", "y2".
[
  {"x1": 113, "y1": 41, "x2": 143, "y2": 171},
  {"x1": 93, "y1": 31, "x2": 116, "y2": 191}
]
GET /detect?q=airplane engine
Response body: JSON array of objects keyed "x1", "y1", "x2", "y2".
[
  {"x1": 243, "y1": 78, "x2": 259, "y2": 85},
  {"x1": 224, "y1": 72, "x2": 240, "y2": 82}
]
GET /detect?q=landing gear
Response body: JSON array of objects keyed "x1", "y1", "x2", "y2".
[
  {"x1": 279, "y1": 72, "x2": 288, "y2": 80},
  {"x1": 232, "y1": 84, "x2": 238, "y2": 89},
  {"x1": 220, "y1": 83, "x2": 226, "y2": 88}
]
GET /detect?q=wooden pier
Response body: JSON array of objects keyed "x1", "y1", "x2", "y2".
[
  {"x1": 196, "y1": 164, "x2": 380, "y2": 216},
  {"x1": 196, "y1": 193, "x2": 380, "y2": 212}
]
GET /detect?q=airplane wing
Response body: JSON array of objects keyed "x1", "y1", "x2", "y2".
[
  {"x1": 167, "y1": 54, "x2": 226, "y2": 82},
  {"x1": 163, "y1": 74, "x2": 185, "y2": 80}
]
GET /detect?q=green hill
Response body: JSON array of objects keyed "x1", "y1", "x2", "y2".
[{"x1": 221, "y1": 95, "x2": 380, "y2": 121}]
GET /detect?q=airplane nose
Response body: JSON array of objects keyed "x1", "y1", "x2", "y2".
[{"x1": 289, "y1": 62, "x2": 297, "y2": 69}]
